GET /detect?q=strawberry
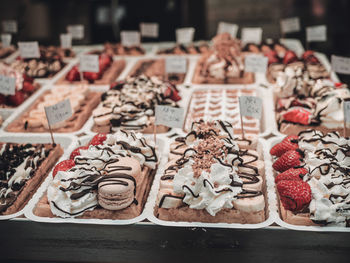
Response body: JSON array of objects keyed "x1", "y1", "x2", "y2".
[
  {"x1": 83, "y1": 72, "x2": 101, "y2": 82},
  {"x1": 277, "y1": 180, "x2": 311, "y2": 212},
  {"x1": 22, "y1": 73, "x2": 34, "y2": 83},
  {"x1": 275, "y1": 167, "x2": 308, "y2": 184},
  {"x1": 264, "y1": 50, "x2": 279, "y2": 64},
  {"x1": 52, "y1": 159, "x2": 75, "y2": 177},
  {"x1": 335, "y1": 82, "x2": 344, "y2": 88},
  {"x1": 273, "y1": 150, "x2": 303, "y2": 172},
  {"x1": 66, "y1": 66, "x2": 80, "y2": 82},
  {"x1": 283, "y1": 107, "x2": 311, "y2": 125},
  {"x1": 283, "y1": 50, "x2": 298, "y2": 64},
  {"x1": 0, "y1": 94, "x2": 6, "y2": 105},
  {"x1": 89, "y1": 133, "x2": 107, "y2": 146},
  {"x1": 69, "y1": 146, "x2": 89, "y2": 160},
  {"x1": 164, "y1": 86, "x2": 181, "y2": 102},
  {"x1": 110, "y1": 81, "x2": 125, "y2": 90},
  {"x1": 302, "y1": 50, "x2": 319, "y2": 64},
  {"x1": 22, "y1": 81, "x2": 35, "y2": 93},
  {"x1": 99, "y1": 53, "x2": 112, "y2": 71},
  {"x1": 302, "y1": 50, "x2": 314, "y2": 60},
  {"x1": 270, "y1": 135, "x2": 299, "y2": 157},
  {"x1": 7, "y1": 91, "x2": 25, "y2": 106}
]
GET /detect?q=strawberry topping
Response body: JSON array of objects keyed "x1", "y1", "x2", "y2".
[
  {"x1": 277, "y1": 180, "x2": 312, "y2": 212},
  {"x1": 273, "y1": 150, "x2": 303, "y2": 172},
  {"x1": 270, "y1": 135, "x2": 299, "y2": 157},
  {"x1": 283, "y1": 107, "x2": 311, "y2": 125},
  {"x1": 52, "y1": 159, "x2": 75, "y2": 178},
  {"x1": 89, "y1": 133, "x2": 107, "y2": 146},
  {"x1": 69, "y1": 146, "x2": 89, "y2": 160},
  {"x1": 275, "y1": 167, "x2": 308, "y2": 184}
]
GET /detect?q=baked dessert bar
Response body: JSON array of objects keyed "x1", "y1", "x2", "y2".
[
  {"x1": 0, "y1": 43, "x2": 16, "y2": 59},
  {"x1": 102, "y1": 42, "x2": 145, "y2": 56},
  {"x1": 157, "y1": 43, "x2": 209, "y2": 55}
]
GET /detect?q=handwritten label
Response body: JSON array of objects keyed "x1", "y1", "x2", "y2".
[
  {"x1": 18, "y1": 41, "x2": 40, "y2": 59},
  {"x1": 67, "y1": 25, "x2": 84, "y2": 40},
  {"x1": 176, "y1": 27, "x2": 195, "y2": 44},
  {"x1": 80, "y1": 54, "x2": 99, "y2": 73},
  {"x1": 241, "y1": 27, "x2": 263, "y2": 44},
  {"x1": 331, "y1": 55, "x2": 350, "y2": 75},
  {"x1": 140, "y1": 23, "x2": 159, "y2": 38},
  {"x1": 155, "y1": 105, "x2": 184, "y2": 128},
  {"x1": 165, "y1": 57, "x2": 187, "y2": 73},
  {"x1": 2, "y1": 20, "x2": 17, "y2": 33},
  {"x1": 343, "y1": 100, "x2": 350, "y2": 123},
  {"x1": 1, "y1": 34, "x2": 12, "y2": 48},
  {"x1": 217, "y1": 22, "x2": 238, "y2": 38},
  {"x1": 239, "y1": 96, "x2": 262, "y2": 119},
  {"x1": 60, "y1": 33, "x2": 72, "y2": 49},
  {"x1": 280, "y1": 17, "x2": 300, "y2": 34},
  {"x1": 44, "y1": 99, "x2": 73, "y2": 126},
  {"x1": 306, "y1": 25, "x2": 327, "y2": 42},
  {"x1": 120, "y1": 31, "x2": 141, "y2": 47},
  {"x1": 244, "y1": 55, "x2": 268, "y2": 73},
  {"x1": 0, "y1": 75, "x2": 16, "y2": 95}
]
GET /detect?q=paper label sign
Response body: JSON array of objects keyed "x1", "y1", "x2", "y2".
[
  {"x1": 60, "y1": 33, "x2": 72, "y2": 49},
  {"x1": 244, "y1": 55, "x2": 268, "y2": 73},
  {"x1": 121, "y1": 31, "x2": 141, "y2": 47},
  {"x1": 331, "y1": 55, "x2": 350, "y2": 75},
  {"x1": 165, "y1": 57, "x2": 187, "y2": 73},
  {"x1": 18, "y1": 41, "x2": 40, "y2": 59},
  {"x1": 2, "y1": 20, "x2": 17, "y2": 33},
  {"x1": 176, "y1": 27, "x2": 195, "y2": 44},
  {"x1": 344, "y1": 100, "x2": 350, "y2": 123},
  {"x1": 80, "y1": 54, "x2": 99, "y2": 73},
  {"x1": 1, "y1": 34, "x2": 12, "y2": 48},
  {"x1": 67, "y1": 25, "x2": 84, "y2": 40},
  {"x1": 44, "y1": 99, "x2": 73, "y2": 126},
  {"x1": 306, "y1": 25, "x2": 327, "y2": 42},
  {"x1": 217, "y1": 22, "x2": 238, "y2": 38},
  {"x1": 280, "y1": 17, "x2": 300, "y2": 34},
  {"x1": 140, "y1": 23, "x2": 159, "y2": 38},
  {"x1": 239, "y1": 96, "x2": 262, "y2": 119},
  {"x1": 241, "y1": 27, "x2": 263, "y2": 44},
  {"x1": 0, "y1": 75, "x2": 16, "y2": 95},
  {"x1": 155, "y1": 105, "x2": 184, "y2": 128}
]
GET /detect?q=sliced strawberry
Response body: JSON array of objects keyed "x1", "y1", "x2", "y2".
[
  {"x1": 110, "y1": 81, "x2": 125, "y2": 90},
  {"x1": 283, "y1": 107, "x2": 311, "y2": 125},
  {"x1": 7, "y1": 91, "x2": 25, "y2": 106},
  {"x1": 277, "y1": 180, "x2": 311, "y2": 212},
  {"x1": 302, "y1": 50, "x2": 314, "y2": 60},
  {"x1": 22, "y1": 73, "x2": 34, "y2": 83},
  {"x1": 66, "y1": 66, "x2": 81, "y2": 82},
  {"x1": 69, "y1": 146, "x2": 89, "y2": 160},
  {"x1": 270, "y1": 135, "x2": 299, "y2": 157},
  {"x1": 275, "y1": 167, "x2": 308, "y2": 184},
  {"x1": 52, "y1": 159, "x2": 75, "y2": 177},
  {"x1": 264, "y1": 50, "x2": 279, "y2": 64},
  {"x1": 302, "y1": 50, "x2": 319, "y2": 64},
  {"x1": 335, "y1": 82, "x2": 344, "y2": 88},
  {"x1": 22, "y1": 81, "x2": 35, "y2": 93},
  {"x1": 83, "y1": 72, "x2": 101, "y2": 82},
  {"x1": 273, "y1": 150, "x2": 303, "y2": 172},
  {"x1": 283, "y1": 50, "x2": 298, "y2": 64},
  {"x1": 89, "y1": 133, "x2": 107, "y2": 146},
  {"x1": 0, "y1": 94, "x2": 6, "y2": 105}
]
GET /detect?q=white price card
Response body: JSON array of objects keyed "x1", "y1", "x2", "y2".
[
  {"x1": 140, "y1": 23, "x2": 159, "y2": 38},
  {"x1": 217, "y1": 22, "x2": 238, "y2": 38},
  {"x1": 331, "y1": 55, "x2": 350, "y2": 75},
  {"x1": 2, "y1": 20, "x2": 17, "y2": 33},
  {"x1": 241, "y1": 27, "x2": 263, "y2": 44},
  {"x1": 80, "y1": 54, "x2": 99, "y2": 73},
  {"x1": 18, "y1": 41, "x2": 40, "y2": 59},
  {"x1": 67, "y1": 25, "x2": 84, "y2": 40},
  {"x1": 344, "y1": 99, "x2": 350, "y2": 123},
  {"x1": 239, "y1": 96, "x2": 262, "y2": 119},
  {"x1": 165, "y1": 57, "x2": 187, "y2": 73},
  {"x1": 44, "y1": 99, "x2": 73, "y2": 126},
  {"x1": 121, "y1": 31, "x2": 141, "y2": 47},
  {"x1": 280, "y1": 17, "x2": 300, "y2": 34},
  {"x1": 306, "y1": 25, "x2": 327, "y2": 42},
  {"x1": 155, "y1": 105, "x2": 184, "y2": 128},
  {"x1": 176, "y1": 27, "x2": 195, "y2": 44},
  {"x1": 60, "y1": 33, "x2": 72, "y2": 48},
  {"x1": 0, "y1": 75, "x2": 16, "y2": 95},
  {"x1": 1, "y1": 34, "x2": 12, "y2": 48},
  {"x1": 244, "y1": 55, "x2": 268, "y2": 73}
]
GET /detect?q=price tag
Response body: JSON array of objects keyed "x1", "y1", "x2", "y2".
[
  {"x1": 18, "y1": 41, "x2": 40, "y2": 59},
  {"x1": 2, "y1": 20, "x2": 17, "y2": 33},
  {"x1": 155, "y1": 105, "x2": 184, "y2": 128},
  {"x1": 244, "y1": 55, "x2": 268, "y2": 73},
  {"x1": 217, "y1": 22, "x2": 238, "y2": 38},
  {"x1": 239, "y1": 96, "x2": 262, "y2": 119},
  {"x1": 306, "y1": 25, "x2": 327, "y2": 42},
  {"x1": 343, "y1": 99, "x2": 350, "y2": 123},
  {"x1": 165, "y1": 57, "x2": 187, "y2": 73},
  {"x1": 120, "y1": 31, "x2": 141, "y2": 47},
  {"x1": 176, "y1": 27, "x2": 195, "y2": 44},
  {"x1": 80, "y1": 54, "x2": 99, "y2": 73},
  {"x1": 331, "y1": 55, "x2": 350, "y2": 75},
  {"x1": 60, "y1": 33, "x2": 72, "y2": 48},
  {"x1": 1, "y1": 34, "x2": 12, "y2": 48},
  {"x1": 280, "y1": 17, "x2": 300, "y2": 34},
  {"x1": 67, "y1": 25, "x2": 84, "y2": 40},
  {"x1": 140, "y1": 23, "x2": 159, "y2": 38},
  {"x1": 44, "y1": 99, "x2": 73, "y2": 126},
  {"x1": 241, "y1": 27, "x2": 263, "y2": 45},
  {"x1": 0, "y1": 75, "x2": 16, "y2": 95}
]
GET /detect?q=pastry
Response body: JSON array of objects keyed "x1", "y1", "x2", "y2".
[
  {"x1": 155, "y1": 120, "x2": 266, "y2": 223},
  {"x1": 6, "y1": 85, "x2": 100, "y2": 133},
  {"x1": 33, "y1": 131, "x2": 158, "y2": 219},
  {"x1": 0, "y1": 43, "x2": 16, "y2": 59},
  {"x1": 0, "y1": 142, "x2": 63, "y2": 215},
  {"x1": 92, "y1": 75, "x2": 181, "y2": 133},
  {"x1": 270, "y1": 130, "x2": 350, "y2": 227},
  {"x1": 157, "y1": 43, "x2": 209, "y2": 55},
  {"x1": 102, "y1": 42, "x2": 145, "y2": 56},
  {"x1": 40, "y1": 46, "x2": 75, "y2": 59}
]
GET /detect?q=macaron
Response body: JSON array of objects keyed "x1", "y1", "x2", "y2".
[{"x1": 105, "y1": 157, "x2": 142, "y2": 185}]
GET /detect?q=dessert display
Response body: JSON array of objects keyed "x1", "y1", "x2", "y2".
[
  {"x1": 128, "y1": 58, "x2": 186, "y2": 85},
  {"x1": 92, "y1": 75, "x2": 181, "y2": 133},
  {"x1": 271, "y1": 130, "x2": 350, "y2": 227},
  {"x1": 33, "y1": 131, "x2": 158, "y2": 219},
  {"x1": 6, "y1": 85, "x2": 100, "y2": 133},
  {"x1": 192, "y1": 33, "x2": 254, "y2": 84},
  {"x1": 57, "y1": 53, "x2": 125, "y2": 85},
  {"x1": 40, "y1": 46, "x2": 75, "y2": 59},
  {"x1": 155, "y1": 120, "x2": 266, "y2": 223},
  {"x1": 0, "y1": 142, "x2": 63, "y2": 215},
  {"x1": 102, "y1": 42, "x2": 145, "y2": 56},
  {"x1": 0, "y1": 43, "x2": 16, "y2": 59},
  {"x1": 0, "y1": 63, "x2": 40, "y2": 107},
  {"x1": 157, "y1": 43, "x2": 210, "y2": 55}
]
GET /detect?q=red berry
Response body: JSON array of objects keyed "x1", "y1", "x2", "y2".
[
  {"x1": 273, "y1": 150, "x2": 302, "y2": 173},
  {"x1": 22, "y1": 73, "x2": 34, "y2": 83},
  {"x1": 66, "y1": 66, "x2": 80, "y2": 82},
  {"x1": 83, "y1": 72, "x2": 101, "y2": 82},
  {"x1": 52, "y1": 159, "x2": 75, "y2": 177},
  {"x1": 7, "y1": 91, "x2": 25, "y2": 106},
  {"x1": 275, "y1": 167, "x2": 308, "y2": 184},
  {"x1": 335, "y1": 82, "x2": 344, "y2": 88},
  {"x1": 264, "y1": 50, "x2": 279, "y2": 64},
  {"x1": 270, "y1": 135, "x2": 299, "y2": 157},
  {"x1": 0, "y1": 94, "x2": 6, "y2": 104},
  {"x1": 89, "y1": 133, "x2": 107, "y2": 146},
  {"x1": 283, "y1": 107, "x2": 311, "y2": 125},
  {"x1": 110, "y1": 81, "x2": 125, "y2": 90},
  {"x1": 164, "y1": 86, "x2": 181, "y2": 102},
  {"x1": 22, "y1": 81, "x2": 35, "y2": 93},
  {"x1": 302, "y1": 50, "x2": 319, "y2": 64},
  {"x1": 69, "y1": 146, "x2": 89, "y2": 160},
  {"x1": 277, "y1": 180, "x2": 311, "y2": 212},
  {"x1": 283, "y1": 50, "x2": 298, "y2": 64}
]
